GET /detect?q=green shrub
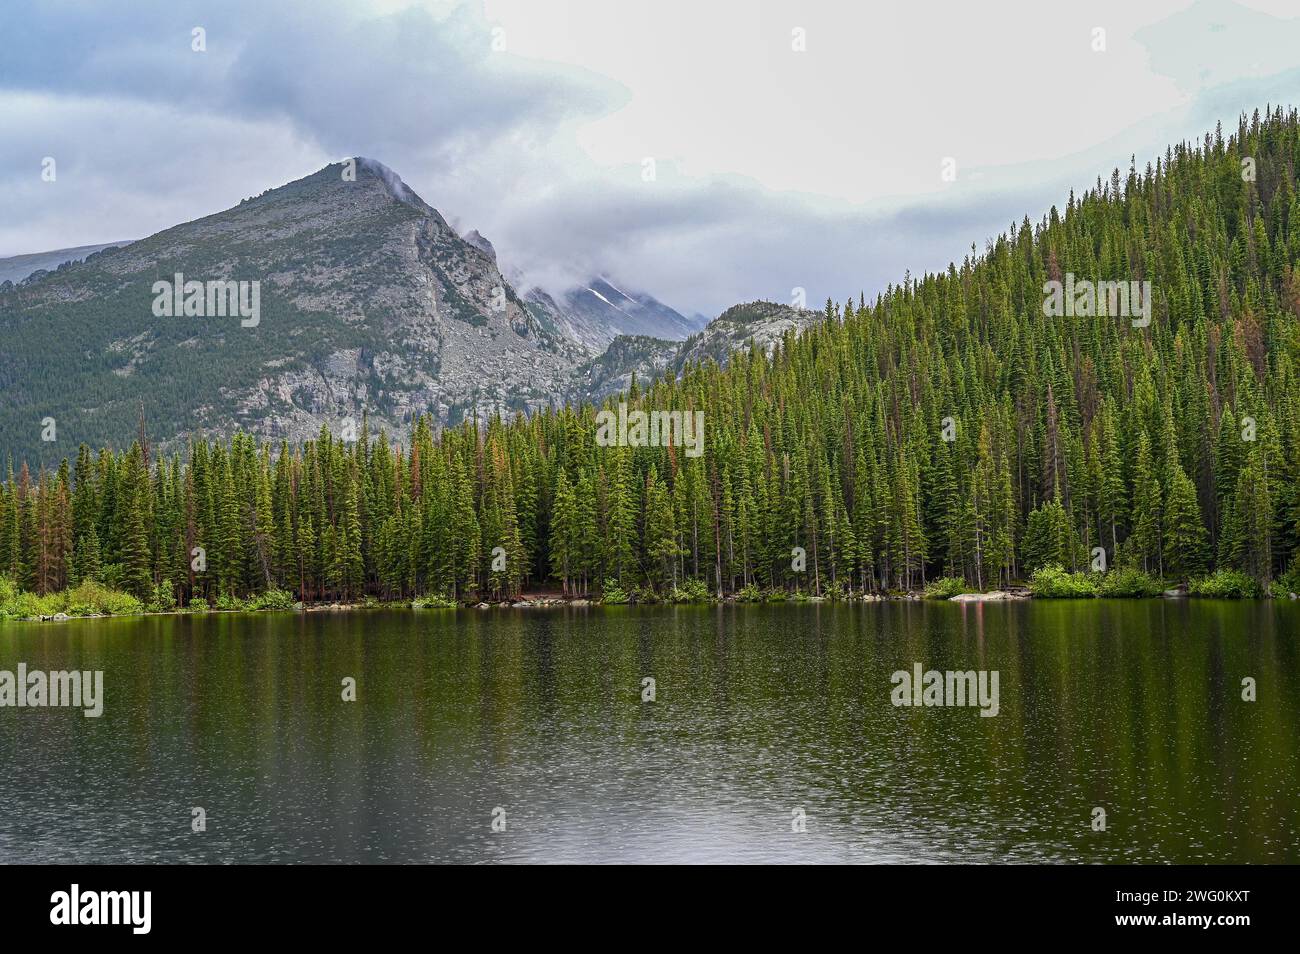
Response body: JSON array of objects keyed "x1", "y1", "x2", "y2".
[
  {"x1": 1096, "y1": 568, "x2": 1163, "y2": 598},
  {"x1": 1270, "y1": 555, "x2": 1300, "y2": 598},
  {"x1": 214, "y1": 592, "x2": 247, "y2": 611},
  {"x1": 668, "y1": 578, "x2": 712, "y2": 603},
  {"x1": 1189, "y1": 570, "x2": 1263, "y2": 599},
  {"x1": 0, "y1": 579, "x2": 143, "y2": 618},
  {"x1": 150, "y1": 579, "x2": 178, "y2": 613},
  {"x1": 188, "y1": 596, "x2": 210, "y2": 612},
  {"x1": 633, "y1": 584, "x2": 663, "y2": 604},
  {"x1": 923, "y1": 576, "x2": 969, "y2": 599},
  {"x1": 4, "y1": 590, "x2": 54, "y2": 618},
  {"x1": 62, "y1": 581, "x2": 140, "y2": 616},
  {"x1": 735, "y1": 583, "x2": 763, "y2": 603},
  {"x1": 0, "y1": 577, "x2": 21, "y2": 618},
  {"x1": 1268, "y1": 580, "x2": 1293, "y2": 599},
  {"x1": 247, "y1": 588, "x2": 295, "y2": 611},
  {"x1": 412, "y1": 593, "x2": 456, "y2": 609},
  {"x1": 98, "y1": 588, "x2": 144, "y2": 616},
  {"x1": 1028, "y1": 564, "x2": 1098, "y2": 598},
  {"x1": 600, "y1": 579, "x2": 630, "y2": 605},
  {"x1": 824, "y1": 582, "x2": 852, "y2": 602}
]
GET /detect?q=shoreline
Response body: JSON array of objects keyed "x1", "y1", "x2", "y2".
[{"x1": 9, "y1": 586, "x2": 1297, "y2": 623}]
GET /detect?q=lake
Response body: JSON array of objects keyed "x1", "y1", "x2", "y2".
[{"x1": 0, "y1": 601, "x2": 1296, "y2": 864}]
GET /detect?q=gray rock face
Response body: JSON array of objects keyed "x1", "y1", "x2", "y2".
[
  {"x1": 563, "y1": 302, "x2": 824, "y2": 405},
  {"x1": 199, "y1": 159, "x2": 586, "y2": 445},
  {"x1": 461, "y1": 229, "x2": 497, "y2": 262},
  {"x1": 671, "y1": 301, "x2": 822, "y2": 374},
  {"x1": 0, "y1": 159, "x2": 585, "y2": 455}
]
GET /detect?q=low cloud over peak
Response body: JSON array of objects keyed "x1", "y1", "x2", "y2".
[{"x1": 4, "y1": 0, "x2": 1300, "y2": 315}]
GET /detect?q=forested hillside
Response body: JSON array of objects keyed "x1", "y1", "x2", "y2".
[{"x1": 4, "y1": 108, "x2": 1300, "y2": 605}]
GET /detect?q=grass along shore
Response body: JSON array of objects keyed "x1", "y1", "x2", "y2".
[{"x1": 3, "y1": 564, "x2": 1297, "y2": 622}]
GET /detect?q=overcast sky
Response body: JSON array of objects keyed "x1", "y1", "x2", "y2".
[{"x1": 3, "y1": 0, "x2": 1300, "y2": 316}]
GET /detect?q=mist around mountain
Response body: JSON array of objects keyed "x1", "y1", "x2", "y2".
[
  {"x1": 514, "y1": 274, "x2": 702, "y2": 350},
  {"x1": 560, "y1": 277, "x2": 702, "y2": 349}
]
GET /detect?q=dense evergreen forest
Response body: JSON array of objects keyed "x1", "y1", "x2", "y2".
[{"x1": 4, "y1": 108, "x2": 1300, "y2": 606}]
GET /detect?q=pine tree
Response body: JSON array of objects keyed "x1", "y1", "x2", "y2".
[{"x1": 1163, "y1": 465, "x2": 1208, "y2": 580}]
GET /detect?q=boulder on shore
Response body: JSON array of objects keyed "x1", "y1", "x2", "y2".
[{"x1": 949, "y1": 591, "x2": 1028, "y2": 602}]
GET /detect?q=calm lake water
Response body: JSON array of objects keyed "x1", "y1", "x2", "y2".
[{"x1": 0, "y1": 601, "x2": 1296, "y2": 864}]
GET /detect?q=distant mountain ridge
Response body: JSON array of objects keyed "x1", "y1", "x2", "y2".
[
  {"x1": 670, "y1": 301, "x2": 821, "y2": 373},
  {"x1": 567, "y1": 301, "x2": 820, "y2": 404},
  {"x1": 511, "y1": 273, "x2": 701, "y2": 351},
  {"x1": 561, "y1": 277, "x2": 701, "y2": 349},
  {"x1": 0, "y1": 242, "x2": 135, "y2": 285},
  {"x1": 0, "y1": 159, "x2": 817, "y2": 463}
]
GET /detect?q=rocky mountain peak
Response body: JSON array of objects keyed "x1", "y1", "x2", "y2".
[
  {"x1": 462, "y1": 229, "x2": 497, "y2": 262},
  {"x1": 355, "y1": 157, "x2": 422, "y2": 207}
]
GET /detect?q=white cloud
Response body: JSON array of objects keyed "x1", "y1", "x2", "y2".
[{"x1": 4, "y1": 0, "x2": 1300, "y2": 317}]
